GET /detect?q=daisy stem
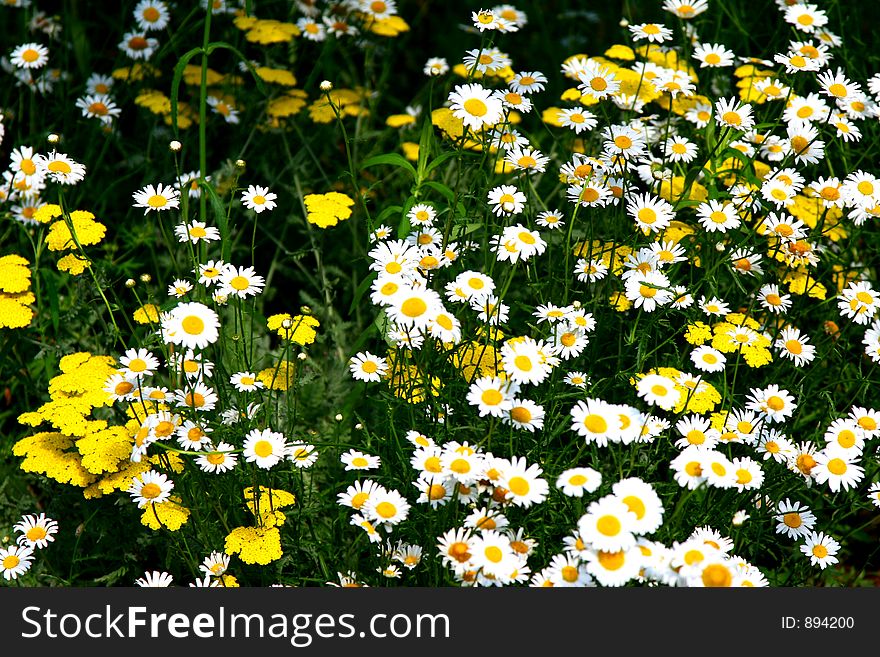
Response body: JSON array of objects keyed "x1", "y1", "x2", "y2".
[{"x1": 197, "y1": 4, "x2": 213, "y2": 228}]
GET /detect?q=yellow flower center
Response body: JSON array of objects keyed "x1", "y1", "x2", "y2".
[
  {"x1": 596, "y1": 515, "x2": 621, "y2": 536},
  {"x1": 584, "y1": 414, "x2": 607, "y2": 433},
  {"x1": 48, "y1": 160, "x2": 72, "y2": 174},
  {"x1": 375, "y1": 502, "x2": 397, "y2": 519},
  {"x1": 463, "y1": 98, "x2": 488, "y2": 117},
  {"x1": 253, "y1": 440, "x2": 274, "y2": 458},
  {"x1": 141, "y1": 483, "x2": 162, "y2": 499}
]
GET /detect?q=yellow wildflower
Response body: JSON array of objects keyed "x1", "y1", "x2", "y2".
[
  {"x1": 224, "y1": 526, "x2": 283, "y2": 565},
  {"x1": 141, "y1": 498, "x2": 190, "y2": 531}
]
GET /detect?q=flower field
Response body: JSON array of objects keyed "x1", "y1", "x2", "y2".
[{"x1": 1, "y1": 0, "x2": 880, "y2": 588}]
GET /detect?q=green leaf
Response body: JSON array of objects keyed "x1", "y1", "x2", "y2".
[
  {"x1": 424, "y1": 151, "x2": 457, "y2": 176},
  {"x1": 349, "y1": 272, "x2": 377, "y2": 315},
  {"x1": 169, "y1": 46, "x2": 204, "y2": 138},
  {"x1": 199, "y1": 181, "x2": 231, "y2": 261},
  {"x1": 361, "y1": 153, "x2": 417, "y2": 180},
  {"x1": 421, "y1": 180, "x2": 455, "y2": 203}
]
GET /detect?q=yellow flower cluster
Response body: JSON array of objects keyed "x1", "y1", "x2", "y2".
[
  {"x1": 141, "y1": 497, "x2": 190, "y2": 531},
  {"x1": 254, "y1": 66, "x2": 296, "y2": 86},
  {"x1": 257, "y1": 360, "x2": 296, "y2": 391},
  {"x1": 384, "y1": 348, "x2": 441, "y2": 403},
  {"x1": 14, "y1": 353, "x2": 150, "y2": 497},
  {"x1": 133, "y1": 303, "x2": 161, "y2": 325},
  {"x1": 134, "y1": 89, "x2": 196, "y2": 129},
  {"x1": 0, "y1": 254, "x2": 35, "y2": 329},
  {"x1": 304, "y1": 192, "x2": 355, "y2": 228},
  {"x1": 224, "y1": 526, "x2": 283, "y2": 565},
  {"x1": 234, "y1": 16, "x2": 300, "y2": 44},
  {"x1": 266, "y1": 89, "x2": 308, "y2": 122},
  {"x1": 452, "y1": 341, "x2": 501, "y2": 381},
  {"x1": 244, "y1": 486, "x2": 296, "y2": 528},
  {"x1": 267, "y1": 313, "x2": 320, "y2": 345},
  {"x1": 308, "y1": 88, "x2": 368, "y2": 123},
  {"x1": 33, "y1": 205, "x2": 107, "y2": 276},
  {"x1": 686, "y1": 314, "x2": 774, "y2": 368}
]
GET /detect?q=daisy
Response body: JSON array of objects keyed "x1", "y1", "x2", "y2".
[
  {"x1": 629, "y1": 22, "x2": 673, "y2": 43},
  {"x1": 338, "y1": 479, "x2": 385, "y2": 512},
  {"x1": 174, "y1": 221, "x2": 220, "y2": 244},
  {"x1": 674, "y1": 415, "x2": 719, "y2": 450},
  {"x1": 624, "y1": 271, "x2": 673, "y2": 313},
  {"x1": 195, "y1": 442, "x2": 238, "y2": 473},
  {"x1": 462, "y1": 47, "x2": 511, "y2": 75},
  {"x1": 685, "y1": 102, "x2": 713, "y2": 128},
  {"x1": 564, "y1": 371, "x2": 589, "y2": 388},
  {"x1": 10, "y1": 43, "x2": 49, "y2": 69},
  {"x1": 714, "y1": 97, "x2": 755, "y2": 131},
  {"x1": 536, "y1": 209, "x2": 565, "y2": 229},
  {"x1": 731, "y1": 457, "x2": 764, "y2": 492},
  {"x1": 693, "y1": 43, "x2": 735, "y2": 68},
  {"x1": 574, "y1": 258, "x2": 608, "y2": 283},
  {"x1": 14, "y1": 514, "x2": 58, "y2": 549},
  {"x1": 837, "y1": 281, "x2": 879, "y2": 325},
  {"x1": 298, "y1": 17, "x2": 327, "y2": 41},
  {"x1": 504, "y1": 146, "x2": 549, "y2": 174},
  {"x1": 785, "y1": 121, "x2": 824, "y2": 165},
  {"x1": 504, "y1": 399, "x2": 545, "y2": 432},
  {"x1": 423, "y1": 57, "x2": 448, "y2": 76},
  {"x1": 627, "y1": 193, "x2": 675, "y2": 233},
  {"x1": 584, "y1": 546, "x2": 642, "y2": 587},
  {"x1": 823, "y1": 419, "x2": 865, "y2": 455},
  {"x1": 407, "y1": 203, "x2": 436, "y2": 226},
  {"x1": 576, "y1": 60, "x2": 620, "y2": 100},
  {"x1": 774, "y1": 50, "x2": 822, "y2": 74},
  {"x1": 690, "y1": 345, "x2": 726, "y2": 373},
  {"x1": 812, "y1": 448, "x2": 865, "y2": 493},
  {"x1": 133, "y1": 182, "x2": 180, "y2": 214},
  {"x1": 388, "y1": 287, "x2": 443, "y2": 330},
  {"x1": 670, "y1": 446, "x2": 710, "y2": 489},
  {"x1": 135, "y1": 570, "x2": 174, "y2": 587},
  {"x1": 119, "y1": 32, "x2": 159, "y2": 60},
  {"x1": 162, "y1": 302, "x2": 220, "y2": 350},
  {"x1": 775, "y1": 327, "x2": 815, "y2": 366},
  {"x1": 662, "y1": 0, "x2": 709, "y2": 19},
  {"x1": 755, "y1": 77, "x2": 790, "y2": 102},
  {"x1": 500, "y1": 337, "x2": 555, "y2": 386},
  {"x1": 218, "y1": 264, "x2": 265, "y2": 299},
  {"x1": 199, "y1": 551, "x2": 230, "y2": 579},
  {"x1": 756, "y1": 285, "x2": 791, "y2": 316},
  {"x1": 175, "y1": 420, "x2": 211, "y2": 450},
  {"x1": 612, "y1": 478, "x2": 664, "y2": 534},
  {"x1": 800, "y1": 531, "x2": 840, "y2": 570},
  {"x1": 867, "y1": 483, "x2": 880, "y2": 509},
  {"x1": 134, "y1": 1, "x2": 170, "y2": 31},
  {"x1": 509, "y1": 70, "x2": 546, "y2": 94},
  {"x1": 848, "y1": 406, "x2": 880, "y2": 439},
  {"x1": 557, "y1": 108, "x2": 597, "y2": 133},
  {"x1": 745, "y1": 385, "x2": 796, "y2": 423},
  {"x1": 341, "y1": 449, "x2": 381, "y2": 471},
  {"x1": 578, "y1": 496, "x2": 637, "y2": 552},
  {"x1": 775, "y1": 499, "x2": 817, "y2": 539},
  {"x1": 697, "y1": 199, "x2": 741, "y2": 233},
  {"x1": 0, "y1": 545, "x2": 35, "y2": 580},
  {"x1": 241, "y1": 185, "x2": 277, "y2": 213},
  {"x1": 348, "y1": 351, "x2": 387, "y2": 382},
  {"x1": 487, "y1": 184, "x2": 526, "y2": 216},
  {"x1": 229, "y1": 371, "x2": 264, "y2": 392},
  {"x1": 243, "y1": 428, "x2": 289, "y2": 469},
  {"x1": 35, "y1": 151, "x2": 86, "y2": 185},
  {"x1": 567, "y1": 181, "x2": 613, "y2": 208},
  {"x1": 634, "y1": 374, "x2": 678, "y2": 410},
  {"x1": 571, "y1": 398, "x2": 620, "y2": 446},
  {"x1": 128, "y1": 470, "x2": 174, "y2": 507},
  {"x1": 700, "y1": 451, "x2": 737, "y2": 489},
  {"x1": 784, "y1": 3, "x2": 828, "y2": 33},
  {"x1": 729, "y1": 249, "x2": 763, "y2": 277},
  {"x1": 500, "y1": 457, "x2": 549, "y2": 507},
  {"x1": 75, "y1": 94, "x2": 121, "y2": 124},
  {"x1": 448, "y1": 83, "x2": 504, "y2": 131},
  {"x1": 556, "y1": 467, "x2": 602, "y2": 497},
  {"x1": 365, "y1": 488, "x2": 410, "y2": 526},
  {"x1": 663, "y1": 136, "x2": 698, "y2": 163}
]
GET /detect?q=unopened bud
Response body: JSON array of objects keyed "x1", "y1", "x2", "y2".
[
  {"x1": 125, "y1": 278, "x2": 136, "y2": 288},
  {"x1": 139, "y1": 273, "x2": 151, "y2": 283},
  {"x1": 169, "y1": 140, "x2": 182, "y2": 152},
  {"x1": 320, "y1": 80, "x2": 333, "y2": 92},
  {"x1": 47, "y1": 133, "x2": 59, "y2": 143}
]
